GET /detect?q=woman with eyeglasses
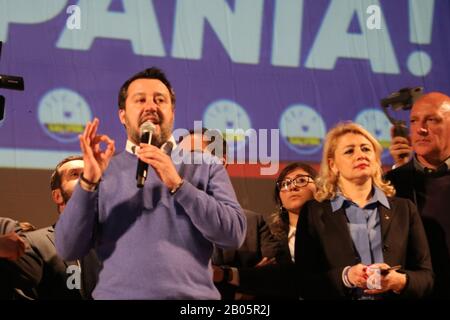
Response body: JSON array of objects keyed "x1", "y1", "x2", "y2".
[
  {"x1": 237, "y1": 162, "x2": 317, "y2": 299},
  {"x1": 270, "y1": 162, "x2": 317, "y2": 263},
  {"x1": 295, "y1": 122, "x2": 433, "y2": 299}
]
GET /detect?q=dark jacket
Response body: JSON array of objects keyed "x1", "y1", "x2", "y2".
[
  {"x1": 386, "y1": 160, "x2": 450, "y2": 298},
  {"x1": 235, "y1": 214, "x2": 298, "y2": 299},
  {"x1": 295, "y1": 197, "x2": 433, "y2": 299},
  {"x1": 213, "y1": 209, "x2": 282, "y2": 299},
  {"x1": 0, "y1": 217, "x2": 22, "y2": 299},
  {"x1": 13, "y1": 226, "x2": 100, "y2": 300}
]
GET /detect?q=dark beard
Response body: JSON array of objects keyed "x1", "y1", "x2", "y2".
[
  {"x1": 132, "y1": 121, "x2": 173, "y2": 148},
  {"x1": 60, "y1": 187, "x2": 71, "y2": 204},
  {"x1": 151, "y1": 127, "x2": 171, "y2": 148},
  {"x1": 131, "y1": 129, "x2": 167, "y2": 148}
]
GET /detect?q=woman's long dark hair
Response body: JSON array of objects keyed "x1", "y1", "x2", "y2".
[{"x1": 270, "y1": 162, "x2": 317, "y2": 239}]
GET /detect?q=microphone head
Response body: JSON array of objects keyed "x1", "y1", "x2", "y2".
[{"x1": 140, "y1": 121, "x2": 155, "y2": 134}]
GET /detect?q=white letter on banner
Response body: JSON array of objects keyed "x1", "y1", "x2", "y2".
[
  {"x1": 57, "y1": 0, "x2": 165, "y2": 56},
  {"x1": 0, "y1": 0, "x2": 67, "y2": 42},
  {"x1": 271, "y1": 0, "x2": 304, "y2": 67},
  {"x1": 172, "y1": 0, "x2": 264, "y2": 64},
  {"x1": 305, "y1": 0, "x2": 399, "y2": 74}
]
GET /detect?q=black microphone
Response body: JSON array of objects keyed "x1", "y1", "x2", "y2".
[
  {"x1": 136, "y1": 121, "x2": 155, "y2": 188},
  {"x1": 0, "y1": 43, "x2": 24, "y2": 91},
  {"x1": 0, "y1": 95, "x2": 4, "y2": 121},
  {"x1": 0, "y1": 74, "x2": 24, "y2": 90}
]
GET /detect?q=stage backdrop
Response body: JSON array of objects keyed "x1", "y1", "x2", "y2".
[{"x1": 0, "y1": 0, "x2": 449, "y2": 226}]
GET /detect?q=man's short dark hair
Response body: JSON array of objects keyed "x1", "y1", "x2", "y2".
[
  {"x1": 50, "y1": 155, "x2": 83, "y2": 191},
  {"x1": 118, "y1": 67, "x2": 176, "y2": 110}
]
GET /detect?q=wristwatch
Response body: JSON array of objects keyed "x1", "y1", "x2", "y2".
[{"x1": 169, "y1": 179, "x2": 184, "y2": 195}]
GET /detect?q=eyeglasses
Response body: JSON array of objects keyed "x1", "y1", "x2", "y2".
[{"x1": 277, "y1": 175, "x2": 313, "y2": 191}]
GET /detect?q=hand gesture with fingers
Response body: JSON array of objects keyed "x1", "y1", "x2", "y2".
[{"x1": 79, "y1": 118, "x2": 115, "y2": 183}]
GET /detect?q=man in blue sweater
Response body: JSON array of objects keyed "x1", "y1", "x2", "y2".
[{"x1": 55, "y1": 67, "x2": 246, "y2": 299}]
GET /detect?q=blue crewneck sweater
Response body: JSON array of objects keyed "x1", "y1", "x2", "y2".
[{"x1": 55, "y1": 151, "x2": 246, "y2": 299}]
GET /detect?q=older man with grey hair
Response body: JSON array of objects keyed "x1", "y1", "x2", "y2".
[{"x1": 386, "y1": 92, "x2": 450, "y2": 299}]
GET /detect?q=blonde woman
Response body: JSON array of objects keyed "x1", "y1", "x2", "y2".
[{"x1": 295, "y1": 122, "x2": 433, "y2": 299}]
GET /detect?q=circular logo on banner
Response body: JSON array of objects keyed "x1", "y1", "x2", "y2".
[
  {"x1": 38, "y1": 88, "x2": 92, "y2": 143},
  {"x1": 203, "y1": 99, "x2": 252, "y2": 152},
  {"x1": 279, "y1": 104, "x2": 326, "y2": 155},
  {"x1": 354, "y1": 109, "x2": 392, "y2": 158}
]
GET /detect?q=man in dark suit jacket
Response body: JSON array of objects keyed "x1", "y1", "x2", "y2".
[
  {"x1": 0, "y1": 217, "x2": 27, "y2": 299},
  {"x1": 212, "y1": 209, "x2": 282, "y2": 299},
  {"x1": 15, "y1": 226, "x2": 82, "y2": 299},
  {"x1": 13, "y1": 156, "x2": 100, "y2": 299},
  {"x1": 387, "y1": 92, "x2": 450, "y2": 298},
  {"x1": 295, "y1": 198, "x2": 433, "y2": 299},
  {"x1": 0, "y1": 217, "x2": 26, "y2": 260}
]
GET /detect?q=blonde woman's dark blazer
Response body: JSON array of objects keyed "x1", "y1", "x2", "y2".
[{"x1": 295, "y1": 197, "x2": 433, "y2": 299}]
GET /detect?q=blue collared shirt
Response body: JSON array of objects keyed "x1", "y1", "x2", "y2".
[{"x1": 331, "y1": 186, "x2": 389, "y2": 265}]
